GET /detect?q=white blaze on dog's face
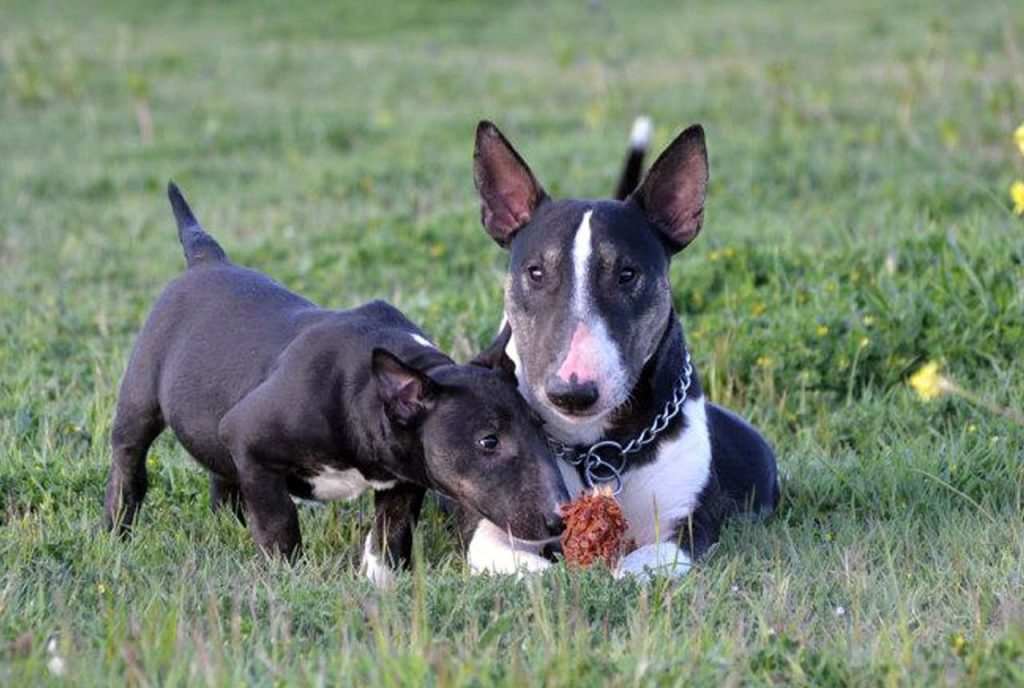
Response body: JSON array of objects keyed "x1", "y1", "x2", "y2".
[
  {"x1": 474, "y1": 122, "x2": 708, "y2": 442},
  {"x1": 502, "y1": 202, "x2": 673, "y2": 441}
]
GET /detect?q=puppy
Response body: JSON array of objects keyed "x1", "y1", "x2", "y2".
[{"x1": 104, "y1": 183, "x2": 569, "y2": 584}]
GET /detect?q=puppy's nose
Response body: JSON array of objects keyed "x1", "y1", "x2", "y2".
[
  {"x1": 542, "y1": 538, "x2": 564, "y2": 559},
  {"x1": 546, "y1": 376, "x2": 599, "y2": 413},
  {"x1": 544, "y1": 511, "x2": 566, "y2": 536}
]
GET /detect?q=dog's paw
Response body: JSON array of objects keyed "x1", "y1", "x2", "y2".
[
  {"x1": 615, "y1": 542, "x2": 692, "y2": 583},
  {"x1": 470, "y1": 549, "x2": 551, "y2": 577},
  {"x1": 361, "y1": 535, "x2": 396, "y2": 588},
  {"x1": 466, "y1": 518, "x2": 551, "y2": 578}
]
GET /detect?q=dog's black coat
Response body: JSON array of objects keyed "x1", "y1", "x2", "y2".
[
  {"x1": 472, "y1": 121, "x2": 779, "y2": 569},
  {"x1": 104, "y1": 183, "x2": 567, "y2": 573}
]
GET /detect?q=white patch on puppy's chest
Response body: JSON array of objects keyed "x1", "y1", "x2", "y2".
[
  {"x1": 618, "y1": 395, "x2": 712, "y2": 545},
  {"x1": 308, "y1": 467, "x2": 396, "y2": 501}
]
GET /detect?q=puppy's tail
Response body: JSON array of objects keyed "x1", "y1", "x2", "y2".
[
  {"x1": 613, "y1": 116, "x2": 652, "y2": 201},
  {"x1": 167, "y1": 181, "x2": 228, "y2": 268}
]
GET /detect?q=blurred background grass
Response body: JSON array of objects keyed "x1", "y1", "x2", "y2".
[{"x1": 2, "y1": 0, "x2": 1023, "y2": 684}]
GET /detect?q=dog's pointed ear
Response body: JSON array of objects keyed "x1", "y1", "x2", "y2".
[
  {"x1": 469, "y1": 324, "x2": 517, "y2": 381},
  {"x1": 474, "y1": 121, "x2": 548, "y2": 247},
  {"x1": 629, "y1": 124, "x2": 708, "y2": 253},
  {"x1": 372, "y1": 349, "x2": 437, "y2": 425}
]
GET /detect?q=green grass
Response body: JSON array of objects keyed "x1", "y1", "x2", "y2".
[{"x1": 2, "y1": 0, "x2": 1023, "y2": 684}]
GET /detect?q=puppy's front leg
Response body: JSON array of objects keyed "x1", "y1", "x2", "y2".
[
  {"x1": 461, "y1": 511, "x2": 551, "y2": 576},
  {"x1": 232, "y1": 449, "x2": 302, "y2": 560},
  {"x1": 209, "y1": 474, "x2": 246, "y2": 524},
  {"x1": 362, "y1": 483, "x2": 425, "y2": 587},
  {"x1": 219, "y1": 388, "x2": 302, "y2": 560}
]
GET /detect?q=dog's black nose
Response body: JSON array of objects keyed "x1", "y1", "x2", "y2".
[
  {"x1": 545, "y1": 512, "x2": 566, "y2": 536},
  {"x1": 546, "y1": 377, "x2": 599, "y2": 413},
  {"x1": 541, "y1": 538, "x2": 564, "y2": 560}
]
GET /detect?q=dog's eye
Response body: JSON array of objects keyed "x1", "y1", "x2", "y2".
[
  {"x1": 527, "y1": 266, "x2": 544, "y2": 284},
  {"x1": 477, "y1": 435, "x2": 500, "y2": 451},
  {"x1": 618, "y1": 267, "x2": 638, "y2": 285}
]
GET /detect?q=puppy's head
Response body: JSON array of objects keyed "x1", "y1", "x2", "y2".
[
  {"x1": 473, "y1": 122, "x2": 708, "y2": 439},
  {"x1": 372, "y1": 338, "x2": 568, "y2": 542}
]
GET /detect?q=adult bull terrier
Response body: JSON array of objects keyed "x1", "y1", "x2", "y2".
[
  {"x1": 104, "y1": 183, "x2": 569, "y2": 584},
  {"x1": 468, "y1": 120, "x2": 779, "y2": 579}
]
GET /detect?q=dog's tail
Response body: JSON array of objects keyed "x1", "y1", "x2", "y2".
[
  {"x1": 167, "y1": 181, "x2": 228, "y2": 268},
  {"x1": 613, "y1": 116, "x2": 652, "y2": 201}
]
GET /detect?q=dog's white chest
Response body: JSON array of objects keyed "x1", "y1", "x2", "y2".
[
  {"x1": 308, "y1": 467, "x2": 396, "y2": 501},
  {"x1": 617, "y1": 396, "x2": 712, "y2": 545}
]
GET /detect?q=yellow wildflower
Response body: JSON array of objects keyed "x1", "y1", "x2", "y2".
[
  {"x1": 815, "y1": 325, "x2": 829, "y2": 337},
  {"x1": 909, "y1": 361, "x2": 950, "y2": 401},
  {"x1": 1015, "y1": 122, "x2": 1024, "y2": 156},
  {"x1": 1011, "y1": 180, "x2": 1024, "y2": 216},
  {"x1": 858, "y1": 337, "x2": 870, "y2": 349}
]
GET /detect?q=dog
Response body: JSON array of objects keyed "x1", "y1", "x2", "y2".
[
  {"x1": 467, "y1": 119, "x2": 780, "y2": 579},
  {"x1": 104, "y1": 183, "x2": 569, "y2": 585}
]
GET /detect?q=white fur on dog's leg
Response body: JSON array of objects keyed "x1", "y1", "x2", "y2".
[
  {"x1": 615, "y1": 542, "x2": 692, "y2": 582},
  {"x1": 468, "y1": 519, "x2": 550, "y2": 576},
  {"x1": 362, "y1": 533, "x2": 396, "y2": 587}
]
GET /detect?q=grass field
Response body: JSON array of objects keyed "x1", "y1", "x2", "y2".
[{"x1": 2, "y1": 0, "x2": 1024, "y2": 684}]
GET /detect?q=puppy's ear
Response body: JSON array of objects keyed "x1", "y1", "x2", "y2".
[
  {"x1": 469, "y1": 324, "x2": 517, "y2": 382},
  {"x1": 372, "y1": 349, "x2": 437, "y2": 425},
  {"x1": 629, "y1": 124, "x2": 708, "y2": 253},
  {"x1": 474, "y1": 121, "x2": 548, "y2": 247}
]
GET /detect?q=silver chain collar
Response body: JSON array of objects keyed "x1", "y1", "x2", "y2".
[{"x1": 548, "y1": 350, "x2": 693, "y2": 496}]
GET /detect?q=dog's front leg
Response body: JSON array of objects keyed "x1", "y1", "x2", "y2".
[
  {"x1": 461, "y1": 510, "x2": 551, "y2": 576},
  {"x1": 615, "y1": 542, "x2": 692, "y2": 582},
  {"x1": 209, "y1": 474, "x2": 246, "y2": 524},
  {"x1": 230, "y1": 448, "x2": 302, "y2": 560},
  {"x1": 616, "y1": 505, "x2": 722, "y2": 581},
  {"x1": 362, "y1": 483, "x2": 425, "y2": 587},
  {"x1": 219, "y1": 389, "x2": 303, "y2": 560}
]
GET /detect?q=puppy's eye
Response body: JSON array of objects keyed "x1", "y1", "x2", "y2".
[
  {"x1": 527, "y1": 266, "x2": 544, "y2": 284},
  {"x1": 477, "y1": 435, "x2": 500, "y2": 451},
  {"x1": 618, "y1": 267, "x2": 638, "y2": 285}
]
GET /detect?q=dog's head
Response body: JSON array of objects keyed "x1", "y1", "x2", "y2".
[
  {"x1": 473, "y1": 121, "x2": 708, "y2": 441},
  {"x1": 372, "y1": 334, "x2": 569, "y2": 542}
]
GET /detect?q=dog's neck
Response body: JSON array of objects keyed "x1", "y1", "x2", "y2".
[
  {"x1": 352, "y1": 351, "x2": 454, "y2": 489},
  {"x1": 610, "y1": 313, "x2": 702, "y2": 433}
]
